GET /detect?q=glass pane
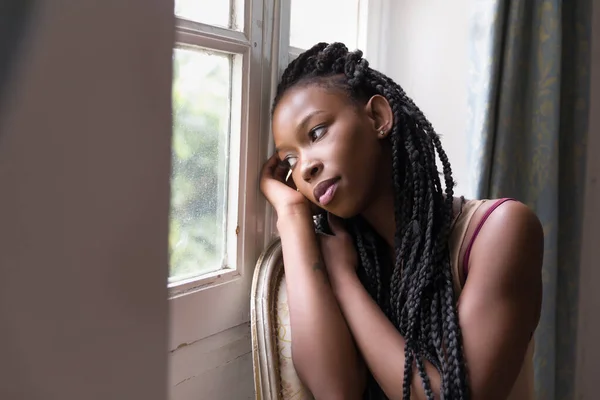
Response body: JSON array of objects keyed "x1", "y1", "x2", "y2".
[
  {"x1": 170, "y1": 48, "x2": 231, "y2": 281},
  {"x1": 175, "y1": 0, "x2": 231, "y2": 28},
  {"x1": 290, "y1": 0, "x2": 360, "y2": 50}
]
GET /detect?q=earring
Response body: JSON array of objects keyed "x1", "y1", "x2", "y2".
[{"x1": 379, "y1": 129, "x2": 386, "y2": 136}]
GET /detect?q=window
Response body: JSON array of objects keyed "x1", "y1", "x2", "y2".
[
  {"x1": 168, "y1": 0, "x2": 272, "y2": 351},
  {"x1": 170, "y1": 48, "x2": 236, "y2": 282}
]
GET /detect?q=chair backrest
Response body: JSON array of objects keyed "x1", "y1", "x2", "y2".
[
  {"x1": 250, "y1": 238, "x2": 313, "y2": 400},
  {"x1": 251, "y1": 239, "x2": 284, "y2": 400}
]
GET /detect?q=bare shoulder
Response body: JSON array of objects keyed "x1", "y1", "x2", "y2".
[
  {"x1": 460, "y1": 199, "x2": 543, "y2": 275},
  {"x1": 468, "y1": 199, "x2": 544, "y2": 296},
  {"x1": 475, "y1": 200, "x2": 543, "y2": 263}
]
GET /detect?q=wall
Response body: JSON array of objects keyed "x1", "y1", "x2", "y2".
[
  {"x1": 0, "y1": 1, "x2": 172, "y2": 399},
  {"x1": 575, "y1": 1, "x2": 600, "y2": 398},
  {"x1": 376, "y1": 0, "x2": 472, "y2": 198}
]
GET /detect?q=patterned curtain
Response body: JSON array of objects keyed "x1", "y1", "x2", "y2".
[{"x1": 466, "y1": 1, "x2": 592, "y2": 399}]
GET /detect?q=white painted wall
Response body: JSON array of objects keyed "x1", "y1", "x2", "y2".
[
  {"x1": 374, "y1": 0, "x2": 472, "y2": 197},
  {"x1": 575, "y1": 2, "x2": 600, "y2": 399},
  {"x1": 0, "y1": 2, "x2": 172, "y2": 399}
]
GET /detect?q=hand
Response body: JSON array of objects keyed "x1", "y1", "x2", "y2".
[
  {"x1": 260, "y1": 153, "x2": 326, "y2": 218},
  {"x1": 260, "y1": 153, "x2": 310, "y2": 216},
  {"x1": 318, "y1": 213, "x2": 359, "y2": 292}
]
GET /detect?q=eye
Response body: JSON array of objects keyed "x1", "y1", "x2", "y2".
[{"x1": 309, "y1": 126, "x2": 327, "y2": 142}]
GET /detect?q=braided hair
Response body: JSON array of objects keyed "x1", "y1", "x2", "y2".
[{"x1": 272, "y1": 43, "x2": 469, "y2": 400}]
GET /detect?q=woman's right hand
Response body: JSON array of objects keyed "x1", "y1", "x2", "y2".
[
  {"x1": 260, "y1": 154, "x2": 310, "y2": 215},
  {"x1": 260, "y1": 153, "x2": 311, "y2": 217}
]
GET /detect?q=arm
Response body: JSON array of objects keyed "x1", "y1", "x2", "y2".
[
  {"x1": 260, "y1": 154, "x2": 365, "y2": 399},
  {"x1": 320, "y1": 214, "x2": 439, "y2": 400},
  {"x1": 278, "y1": 210, "x2": 365, "y2": 399},
  {"x1": 330, "y1": 257, "x2": 441, "y2": 400},
  {"x1": 456, "y1": 201, "x2": 542, "y2": 399},
  {"x1": 324, "y1": 202, "x2": 543, "y2": 400}
]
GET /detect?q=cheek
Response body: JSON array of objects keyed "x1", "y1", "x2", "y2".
[{"x1": 346, "y1": 128, "x2": 381, "y2": 171}]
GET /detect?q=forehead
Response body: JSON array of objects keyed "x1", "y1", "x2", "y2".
[{"x1": 272, "y1": 84, "x2": 355, "y2": 136}]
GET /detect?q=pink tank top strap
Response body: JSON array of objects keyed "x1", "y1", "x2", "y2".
[{"x1": 462, "y1": 198, "x2": 516, "y2": 279}]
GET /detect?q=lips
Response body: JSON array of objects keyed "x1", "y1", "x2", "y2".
[{"x1": 313, "y1": 177, "x2": 340, "y2": 206}]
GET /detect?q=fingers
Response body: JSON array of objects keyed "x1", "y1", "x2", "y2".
[
  {"x1": 268, "y1": 155, "x2": 298, "y2": 193},
  {"x1": 260, "y1": 153, "x2": 279, "y2": 179},
  {"x1": 273, "y1": 161, "x2": 290, "y2": 183},
  {"x1": 261, "y1": 153, "x2": 292, "y2": 184},
  {"x1": 259, "y1": 154, "x2": 279, "y2": 197}
]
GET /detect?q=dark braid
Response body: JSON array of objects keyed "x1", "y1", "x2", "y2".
[{"x1": 275, "y1": 43, "x2": 469, "y2": 400}]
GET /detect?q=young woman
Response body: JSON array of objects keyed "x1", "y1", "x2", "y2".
[{"x1": 260, "y1": 42, "x2": 543, "y2": 400}]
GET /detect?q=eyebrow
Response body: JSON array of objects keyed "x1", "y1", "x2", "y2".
[
  {"x1": 274, "y1": 110, "x2": 327, "y2": 153},
  {"x1": 298, "y1": 110, "x2": 326, "y2": 133}
]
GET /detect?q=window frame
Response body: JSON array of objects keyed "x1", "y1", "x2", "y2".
[{"x1": 168, "y1": 0, "x2": 275, "y2": 350}]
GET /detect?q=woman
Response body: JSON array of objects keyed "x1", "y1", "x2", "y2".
[{"x1": 260, "y1": 42, "x2": 543, "y2": 400}]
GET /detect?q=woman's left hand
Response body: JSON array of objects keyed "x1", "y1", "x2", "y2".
[{"x1": 317, "y1": 213, "x2": 359, "y2": 292}]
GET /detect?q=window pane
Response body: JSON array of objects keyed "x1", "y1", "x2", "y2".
[
  {"x1": 290, "y1": 0, "x2": 360, "y2": 50},
  {"x1": 170, "y1": 48, "x2": 231, "y2": 281},
  {"x1": 175, "y1": 0, "x2": 231, "y2": 28}
]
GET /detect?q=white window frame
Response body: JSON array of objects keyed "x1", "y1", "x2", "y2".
[{"x1": 169, "y1": 0, "x2": 275, "y2": 350}]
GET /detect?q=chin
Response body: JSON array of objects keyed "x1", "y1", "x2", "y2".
[{"x1": 317, "y1": 187, "x2": 367, "y2": 219}]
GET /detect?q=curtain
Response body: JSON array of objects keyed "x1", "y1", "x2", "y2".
[{"x1": 466, "y1": 1, "x2": 592, "y2": 399}]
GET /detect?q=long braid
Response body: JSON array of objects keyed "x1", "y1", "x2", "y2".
[{"x1": 274, "y1": 43, "x2": 469, "y2": 400}]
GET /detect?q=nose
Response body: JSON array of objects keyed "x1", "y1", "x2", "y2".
[{"x1": 301, "y1": 159, "x2": 323, "y2": 182}]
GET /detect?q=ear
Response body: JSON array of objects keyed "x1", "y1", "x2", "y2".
[{"x1": 364, "y1": 95, "x2": 393, "y2": 139}]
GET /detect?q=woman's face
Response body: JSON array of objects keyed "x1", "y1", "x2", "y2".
[{"x1": 272, "y1": 83, "x2": 393, "y2": 218}]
